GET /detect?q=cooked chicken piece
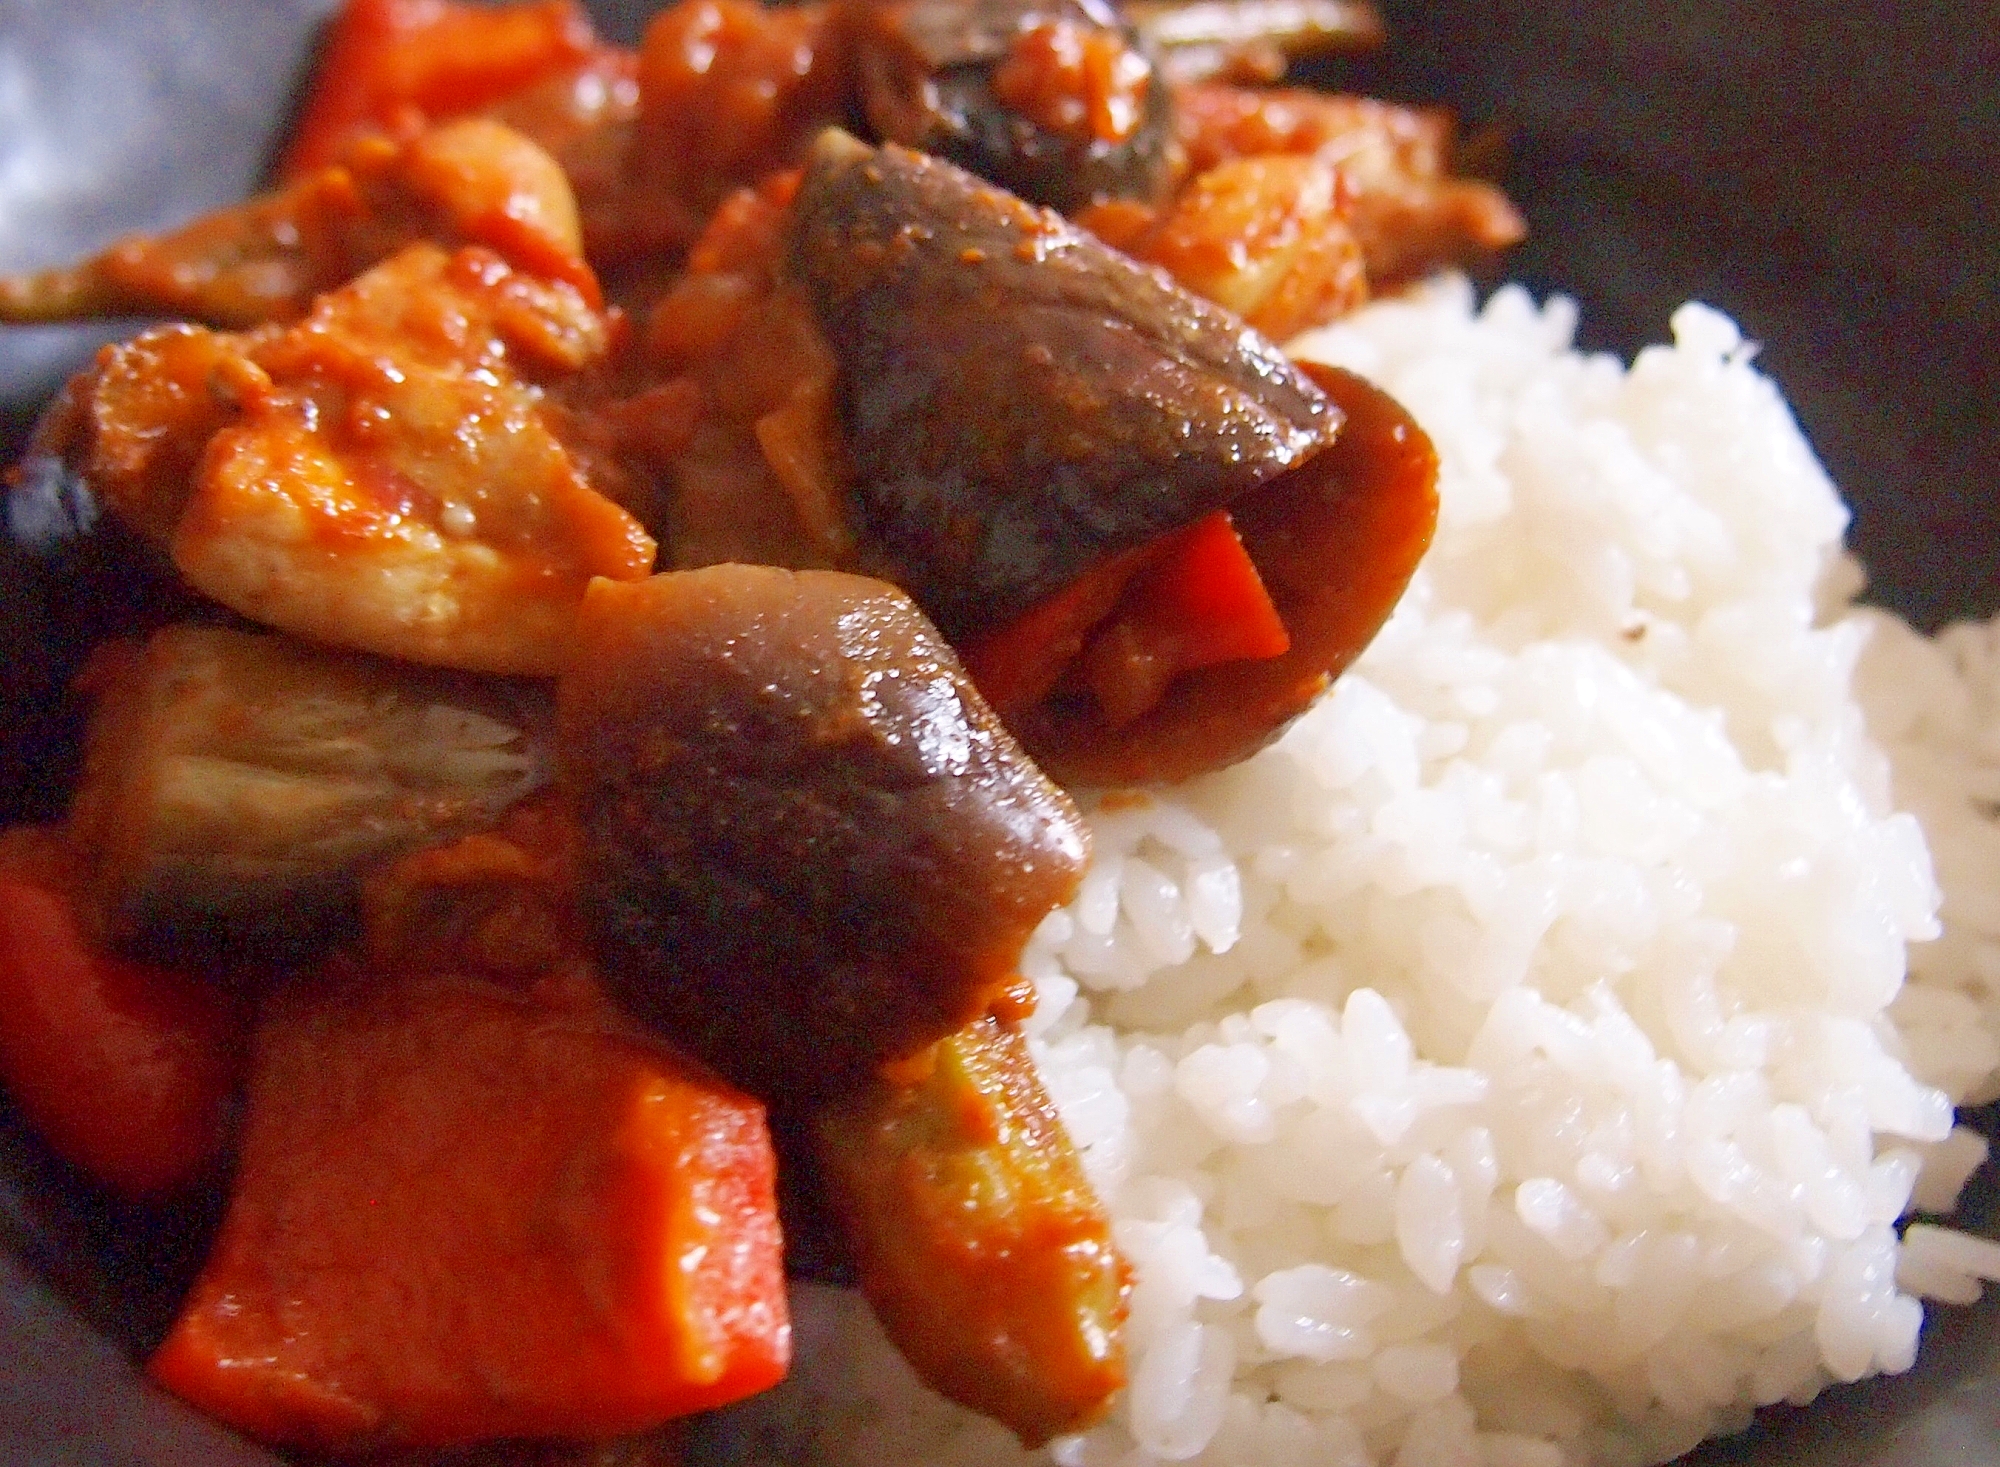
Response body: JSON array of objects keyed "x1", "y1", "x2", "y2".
[
  {"x1": 0, "y1": 119, "x2": 592, "y2": 330},
  {"x1": 1081, "y1": 150, "x2": 1371, "y2": 340},
  {"x1": 1174, "y1": 83, "x2": 1525, "y2": 286},
  {"x1": 32, "y1": 241, "x2": 654, "y2": 674}
]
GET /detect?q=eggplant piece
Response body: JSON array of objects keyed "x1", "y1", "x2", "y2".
[
  {"x1": 1010, "y1": 360, "x2": 1438, "y2": 784},
  {"x1": 812, "y1": 1015, "x2": 1128, "y2": 1446},
  {"x1": 68, "y1": 624, "x2": 551, "y2": 964},
  {"x1": 784, "y1": 128, "x2": 1339, "y2": 643},
  {"x1": 852, "y1": 0, "x2": 1175, "y2": 214},
  {"x1": 1, "y1": 448, "x2": 213, "y2": 823},
  {"x1": 559, "y1": 565, "x2": 1088, "y2": 1102}
]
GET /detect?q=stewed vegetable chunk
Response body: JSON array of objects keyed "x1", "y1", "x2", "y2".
[
  {"x1": 150, "y1": 968, "x2": 787, "y2": 1451},
  {"x1": 559, "y1": 565, "x2": 1088, "y2": 1101},
  {"x1": 813, "y1": 1015, "x2": 1129, "y2": 1446},
  {"x1": 851, "y1": 0, "x2": 1175, "y2": 214},
  {"x1": 784, "y1": 128, "x2": 1340, "y2": 643},
  {"x1": 68, "y1": 624, "x2": 550, "y2": 962}
]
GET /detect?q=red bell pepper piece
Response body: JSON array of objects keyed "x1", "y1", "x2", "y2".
[{"x1": 961, "y1": 509, "x2": 1290, "y2": 725}]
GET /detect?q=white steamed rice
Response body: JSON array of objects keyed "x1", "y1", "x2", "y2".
[{"x1": 701, "y1": 277, "x2": 2000, "y2": 1467}]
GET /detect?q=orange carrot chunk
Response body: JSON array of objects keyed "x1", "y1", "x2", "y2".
[
  {"x1": 0, "y1": 827, "x2": 240, "y2": 1200},
  {"x1": 282, "y1": 0, "x2": 600, "y2": 177},
  {"x1": 957, "y1": 538, "x2": 1161, "y2": 717},
  {"x1": 148, "y1": 968, "x2": 788, "y2": 1452}
]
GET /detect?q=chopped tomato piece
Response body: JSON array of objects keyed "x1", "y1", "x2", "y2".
[
  {"x1": 282, "y1": 0, "x2": 600, "y2": 178},
  {"x1": 0, "y1": 828, "x2": 240, "y2": 1200},
  {"x1": 148, "y1": 968, "x2": 788, "y2": 1452}
]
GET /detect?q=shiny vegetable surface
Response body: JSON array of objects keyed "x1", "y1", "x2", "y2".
[
  {"x1": 813, "y1": 1016, "x2": 1130, "y2": 1446},
  {"x1": 67, "y1": 624, "x2": 550, "y2": 963},
  {"x1": 0, "y1": 828, "x2": 241, "y2": 1200},
  {"x1": 852, "y1": 0, "x2": 1175, "y2": 213},
  {"x1": 149, "y1": 968, "x2": 788, "y2": 1451},
  {"x1": 1008, "y1": 359, "x2": 1438, "y2": 784},
  {"x1": 0, "y1": 0, "x2": 1510, "y2": 1452},
  {"x1": 560, "y1": 564, "x2": 1089, "y2": 1100},
  {"x1": 786, "y1": 128, "x2": 1339, "y2": 643},
  {"x1": 279, "y1": 0, "x2": 602, "y2": 178}
]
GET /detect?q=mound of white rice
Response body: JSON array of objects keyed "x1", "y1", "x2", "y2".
[{"x1": 703, "y1": 278, "x2": 2000, "y2": 1467}]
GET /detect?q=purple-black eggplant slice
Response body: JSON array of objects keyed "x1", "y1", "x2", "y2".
[
  {"x1": 1007, "y1": 360, "x2": 1439, "y2": 785},
  {"x1": 782, "y1": 128, "x2": 1340, "y2": 645},
  {"x1": 852, "y1": 0, "x2": 1176, "y2": 215},
  {"x1": 558, "y1": 564, "x2": 1088, "y2": 1101}
]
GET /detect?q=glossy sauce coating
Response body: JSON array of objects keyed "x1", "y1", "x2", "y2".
[
  {"x1": 853, "y1": 0, "x2": 1175, "y2": 213},
  {"x1": 1010, "y1": 360, "x2": 1439, "y2": 784},
  {"x1": 560, "y1": 565, "x2": 1088, "y2": 1100},
  {"x1": 815, "y1": 1015, "x2": 1130, "y2": 1446},
  {"x1": 785, "y1": 129, "x2": 1339, "y2": 642}
]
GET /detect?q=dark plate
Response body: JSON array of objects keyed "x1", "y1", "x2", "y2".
[{"x1": 1, "y1": 0, "x2": 1997, "y2": 1461}]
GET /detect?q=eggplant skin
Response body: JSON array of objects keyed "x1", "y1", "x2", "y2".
[
  {"x1": 1013, "y1": 362, "x2": 1440, "y2": 785},
  {"x1": 784, "y1": 129, "x2": 1339, "y2": 643},
  {"x1": 560, "y1": 565, "x2": 1088, "y2": 1103},
  {"x1": 68, "y1": 624, "x2": 551, "y2": 965},
  {"x1": 853, "y1": 0, "x2": 1176, "y2": 215}
]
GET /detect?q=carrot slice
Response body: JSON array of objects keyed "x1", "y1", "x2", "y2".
[
  {"x1": 0, "y1": 827, "x2": 240, "y2": 1200},
  {"x1": 148, "y1": 968, "x2": 789, "y2": 1451},
  {"x1": 282, "y1": 0, "x2": 600, "y2": 177}
]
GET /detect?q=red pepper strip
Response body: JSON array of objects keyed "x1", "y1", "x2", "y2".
[
  {"x1": 961, "y1": 509, "x2": 1289, "y2": 724},
  {"x1": 281, "y1": 0, "x2": 600, "y2": 178},
  {"x1": 0, "y1": 828, "x2": 240, "y2": 1200},
  {"x1": 1080, "y1": 508, "x2": 1290, "y2": 726},
  {"x1": 958, "y1": 537, "x2": 1166, "y2": 717}
]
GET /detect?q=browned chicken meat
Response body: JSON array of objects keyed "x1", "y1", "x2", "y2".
[{"x1": 26, "y1": 238, "x2": 654, "y2": 675}]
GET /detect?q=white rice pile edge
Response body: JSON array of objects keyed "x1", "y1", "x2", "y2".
[{"x1": 704, "y1": 277, "x2": 2000, "y2": 1467}]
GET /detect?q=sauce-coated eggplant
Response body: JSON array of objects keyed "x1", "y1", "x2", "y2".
[
  {"x1": 69, "y1": 624, "x2": 551, "y2": 965},
  {"x1": 785, "y1": 128, "x2": 1339, "y2": 643},
  {"x1": 813, "y1": 1015, "x2": 1129, "y2": 1446},
  {"x1": 559, "y1": 565, "x2": 1088, "y2": 1100},
  {"x1": 852, "y1": 0, "x2": 1175, "y2": 214},
  {"x1": 1008, "y1": 361, "x2": 1438, "y2": 784}
]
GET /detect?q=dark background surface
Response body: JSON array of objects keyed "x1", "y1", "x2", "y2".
[{"x1": 1, "y1": 0, "x2": 1997, "y2": 1461}]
